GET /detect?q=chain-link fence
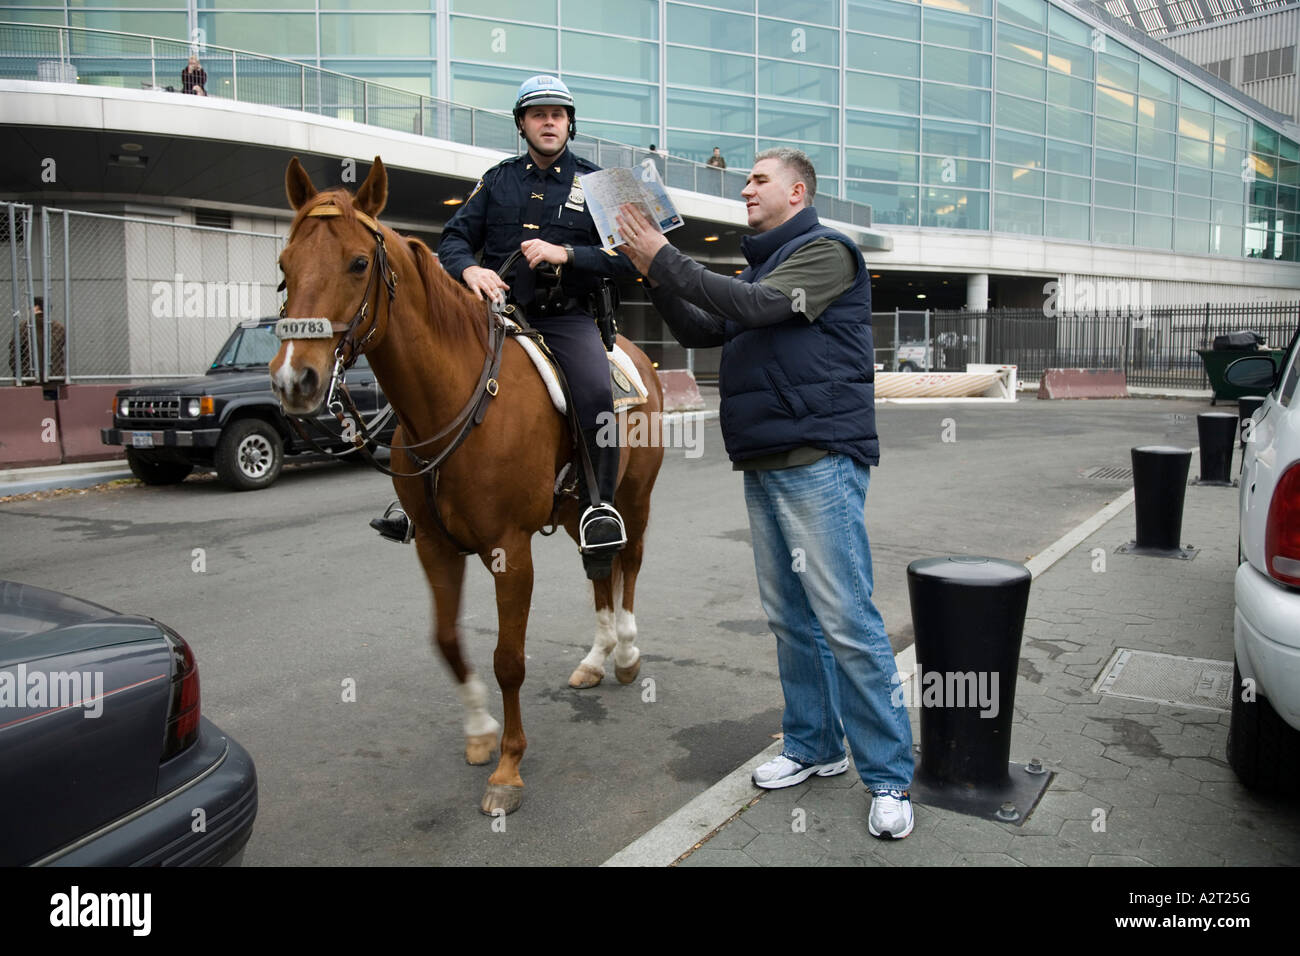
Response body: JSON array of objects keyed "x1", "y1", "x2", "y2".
[
  {"x1": 2, "y1": 201, "x2": 283, "y2": 384},
  {"x1": 1, "y1": 202, "x2": 40, "y2": 384}
]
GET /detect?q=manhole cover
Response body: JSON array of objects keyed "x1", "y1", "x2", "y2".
[
  {"x1": 1082, "y1": 465, "x2": 1133, "y2": 481},
  {"x1": 1092, "y1": 648, "x2": 1233, "y2": 711}
]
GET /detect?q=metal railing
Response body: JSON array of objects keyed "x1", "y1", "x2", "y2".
[
  {"x1": 0, "y1": 21, "x2": 873, "y2": 228},
  {"x1": 873, "y1": 303, "x2": 1300, "y2": 389}
]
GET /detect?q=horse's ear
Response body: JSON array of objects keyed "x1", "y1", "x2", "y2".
[
  {"x1": 286, "y1": 157, "x2": 317, "y2": 210},
  {"x1": 355, "y1": 156, "x2": 388, "y2": 219}
]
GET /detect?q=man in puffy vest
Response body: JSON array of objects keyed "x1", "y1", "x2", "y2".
[{"x1": 615, "y1": 147, "x2": 915, "y2": 839}]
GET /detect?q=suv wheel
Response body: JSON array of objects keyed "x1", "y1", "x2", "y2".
[
  {"x1": 1227, "y1": 658, "x2": 1300, "y2": 795},
  {"x1": 899, "y1": 361, "x2": 920, "y2": 372},
  {"x1": 216, "y1": 419, "x2": 284, "y2": 491},
  {"x1": 125, "y1": 449, "x2": 193, "y2": 486}
]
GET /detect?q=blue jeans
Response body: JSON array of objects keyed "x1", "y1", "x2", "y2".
[{"x1": 743, "y1": 453, "x2": 913, "y2": 792}]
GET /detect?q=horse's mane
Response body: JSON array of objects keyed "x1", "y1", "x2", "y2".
[
  {"x1": 292, "y1": 188, "x2": 489, "y2": 353},
  {"x1": 406, "y1": 236, "x2": 491, "y2": 353}
]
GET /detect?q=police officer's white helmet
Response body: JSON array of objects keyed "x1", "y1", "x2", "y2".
[{"x1": 514, "y1": 74, "x2": 576, "y2": 139}]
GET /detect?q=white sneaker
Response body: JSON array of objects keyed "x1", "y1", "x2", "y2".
[
  {"x1": 752, "y1": 754, "x2": 850, "y2": 790},
  {"x1": 868, "y1": 789, "x2": 914, "y2": 839}
]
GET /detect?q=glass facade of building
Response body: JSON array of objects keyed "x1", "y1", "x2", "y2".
[{"x1": 4, "y1": 0, "x2": 1297, "y2": 260}]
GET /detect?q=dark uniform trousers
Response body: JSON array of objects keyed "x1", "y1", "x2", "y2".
[{"x1": 529, "y1": 310, "x2": 612, "y2": 432}]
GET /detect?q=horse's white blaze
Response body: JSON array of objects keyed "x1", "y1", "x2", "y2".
[
  {"x1": 614, "y1": 608, "x2": 640, "y2": 669},
  {"x1": 457, "y1": 673, "x2": 500, "y2": 737},
  {"x1": 578, "y1": 607, "x2": 617, "y2": 675},
  {"x1": 273, "y1": 341, "x2": 297, "y2": 395}
]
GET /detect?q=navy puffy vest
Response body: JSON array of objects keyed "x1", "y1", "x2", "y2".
[{"x1": 719, "y1": 207, "x2": 879, "y2": 467}]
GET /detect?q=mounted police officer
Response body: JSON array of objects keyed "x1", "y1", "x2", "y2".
[{"x1": 370, "y1": 74, "x2": 634, "y2": 581}]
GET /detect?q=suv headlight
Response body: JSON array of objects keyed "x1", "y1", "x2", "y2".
[
  {"x1": 185, "y1": 398, "x2": 202, "y2": 417},
  {"x1": 118, "y1": 398, "x2": 130, "y2": 417}
]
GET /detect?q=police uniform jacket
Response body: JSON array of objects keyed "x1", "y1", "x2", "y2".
[{"x1": 438, "y1": 147, "x2": 636, "y2": 309}]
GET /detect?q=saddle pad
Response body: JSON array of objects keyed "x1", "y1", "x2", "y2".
[
  {"x1": 610, "y1": 344, "x2": 649, "y2": 411},
  {"x1": 502, "y1": 317, "x2": 649, "y2": 415}
]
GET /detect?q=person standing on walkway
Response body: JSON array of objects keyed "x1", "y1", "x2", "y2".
[
  {"x1": 614, "y1": 147, "x2": 915, "y2": 838},
  {"x1": 706, "y1": 147, "x2": 727, "y2": 169}
]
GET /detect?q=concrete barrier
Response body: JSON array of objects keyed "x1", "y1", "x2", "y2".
[
  {"x1": 657, "y1": 369, "x2": 706, "y2": 413},
  {"x1": 55, "y1": 384, "x2": 123, "y2": 463},
  {"x1": 1037, "y1": 368, "x2": 1129, "y2": 400},
  {"x1": 0, "y1": 384, "x2": 124, "y2": 468},
  {"x1": 0, "y1": 386, "x2": 62, "y2": 468}
]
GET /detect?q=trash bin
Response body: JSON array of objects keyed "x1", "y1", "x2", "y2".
[{"x1": 1195, "y1": 348, "x2": 1287, "y2": 405}]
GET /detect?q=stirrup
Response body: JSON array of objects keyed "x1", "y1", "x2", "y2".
[
  {"x1": 369, "y1": 500, "x2": 414, "y2": 544},
  {"x1": 578, "y1": 503, "x2": 626, "y2": 552}
]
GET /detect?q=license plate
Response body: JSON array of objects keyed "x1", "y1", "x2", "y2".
[
  {"x1": 132, "y1": 432, "x2": 154, "y2": 448},
  {"x1": 275, "y1": 317, "x2": 335, "y2": 340}
]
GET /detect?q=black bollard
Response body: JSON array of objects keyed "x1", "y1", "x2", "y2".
[
  {"x1": 1194, "y1": 412, "x2": 1238, "y2": 486},
  {"x1": 1118, "y1": 445, "x2": 1197, "y2": 559},
  {"x1": 1239, "y1": 396, "x2": 1265, "y2": 452},
  {"x1": 905, "y1": 556, "x2": 1049, "y2": 823}
]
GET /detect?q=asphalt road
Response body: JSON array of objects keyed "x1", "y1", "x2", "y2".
[{"x1": 0, "y1": 396, "x2": 1211, "y2": 865}]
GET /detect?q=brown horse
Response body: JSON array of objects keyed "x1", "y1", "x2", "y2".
[{"x1": 270, "y1": 157, "x2": 664, "y2": 815}]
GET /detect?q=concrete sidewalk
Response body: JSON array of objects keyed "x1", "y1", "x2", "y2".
[
  {"x1": 0, "y1": 460, "x2": 132, "y2": 497},
  {"x1": 608, "y1": 467, "x2": 1300, "y2": 867}
]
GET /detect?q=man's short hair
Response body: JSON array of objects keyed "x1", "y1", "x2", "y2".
[{"x1": 754, "y1": 147, "x2": 817, "y2": 206}]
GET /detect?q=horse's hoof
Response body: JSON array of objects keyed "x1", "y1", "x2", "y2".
[
  {"x1": 480, "y1": 783, "x2": 523, "y2": 816},
  {"x1": 568, "y1": 664, "x2": 604, "y2": 689},
  {"x1": 465, "y1": 732, "x2": 498, "y2": 765},
  {"x1": 615, "y1": 655, "x2": 641, "y2": 684}
]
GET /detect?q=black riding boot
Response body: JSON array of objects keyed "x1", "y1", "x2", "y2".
[
  {"x1": 578, "y1": 426, "x2": 626, "y2": 580},
  {"x1": 369, "y1": 500, "x2": 412, "y2": 543}
]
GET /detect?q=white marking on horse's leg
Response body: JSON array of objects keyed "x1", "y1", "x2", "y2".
[
  {"x1": 578, "y1": 607, "x2": 617, "y2": 675},
  {"x1": 613, "y1": 608, "x2": 640, "y2": 670},
  {"x1": 274, "y1": 341, "x2": 296, "y2": 394},
  {"x1": 457, "y1": 673, "x2": 500, "y2": 737}
]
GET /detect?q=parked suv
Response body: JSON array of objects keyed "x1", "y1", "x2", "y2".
[{"x1": 101, "y1": 317, "x2": 394, "y2": 491}]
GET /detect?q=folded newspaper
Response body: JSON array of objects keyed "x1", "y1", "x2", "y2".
[{"x1": 579, "y1": 160, "x2": 684, "y2": 251}]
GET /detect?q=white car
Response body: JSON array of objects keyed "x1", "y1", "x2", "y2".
[{"x1": 1228, "y1": 333, "x2": 1300, "y2": 795}]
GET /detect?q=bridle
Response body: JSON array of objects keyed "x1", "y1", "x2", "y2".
[
  {"x1": 276, "y1": 201, "x2": 525, "y2": 553},
  {"x1": 279, "y1": 200, "x2": 397, "y2": 413}
]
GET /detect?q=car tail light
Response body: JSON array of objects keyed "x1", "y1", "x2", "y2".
[
  {"x1": 1265, "y1": 462, "x2": 1300, "y2": 588},
  {"x1": 161, "y1": 628, "x2": 201, "y2": 760}
]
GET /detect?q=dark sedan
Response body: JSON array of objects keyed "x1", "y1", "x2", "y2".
[{"x1": 0, "y1": 580, "x2": 257, "y2": 866}]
